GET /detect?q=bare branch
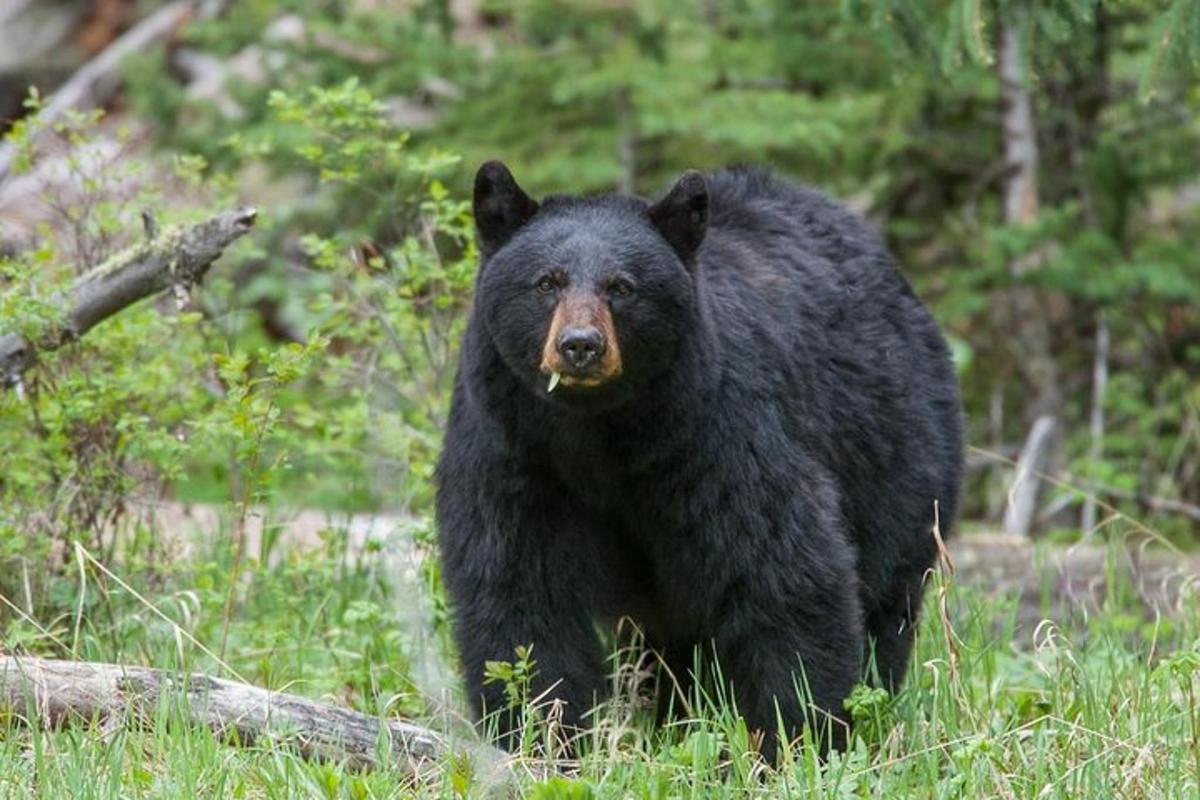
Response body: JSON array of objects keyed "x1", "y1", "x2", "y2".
[
  {"x1": 1081, "y1": 481, "x2": 1200, "y2": 525},
  {"x1": 0, "y1": 206, "x2": 258, "y2": 388}
]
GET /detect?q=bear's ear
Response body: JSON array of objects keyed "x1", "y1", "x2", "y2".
[
  {"x1": 648, "y1": 170, "x2": 708, "y2": 265},
  {"x1": 473, "y1": 160, "x2": 539, "y2": 257}
]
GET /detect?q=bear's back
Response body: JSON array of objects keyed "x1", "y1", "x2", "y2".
[
  {"x1": 699, "y1": 168, "x2": 905, "y2": 309},
  {"x1": 695, "y1": 168, "x2": 963, "y2": 585},
  {"x1": 695, "y1": 168, "x2": 917, "y2": 355},
  {"x1": 705, "y1": 167, "x2": 880, "y2": 268}
]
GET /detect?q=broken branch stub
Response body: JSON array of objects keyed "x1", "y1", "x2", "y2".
[{"x1": 0, "y1": 206, "x2": 258, "y2": 389}]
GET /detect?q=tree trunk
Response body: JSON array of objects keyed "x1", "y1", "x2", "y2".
[
  {"x1": 615, "y1": 88, "x2": 636, "y2": 195},
  {"x1": 1002, "y1": 415, "x2": 1058, "y2": 537},
  {"x1": 1081, "y1": 312, "x2": 1109, "y2": 532},
  {"x1": 997, "y1": 4, "x2": 1062, "y2": 536},
  {"x1": 1070, "y1": 8, "x2": 1112, "y2": 535},
  {"x1": 1000, "y1": 14, "x2": 1040, "y2": 227}
]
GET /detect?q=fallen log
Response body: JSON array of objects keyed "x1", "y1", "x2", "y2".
[
  {"x1": 0, "y1": 205, "x2": 258, "y2": 389},
  {"x1": 950, "y1": 532, "x2": 1200, "y2": 636},
  {"x1": 0, "y1": 655, "x2": 509, "y2": 779}
]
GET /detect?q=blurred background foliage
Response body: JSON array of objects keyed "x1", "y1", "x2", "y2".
[{"x1": 1, "y1": 0, "x2": 1199, "y2": 602}]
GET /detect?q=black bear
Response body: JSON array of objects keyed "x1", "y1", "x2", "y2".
[{"x1": 435, "y1": 161, "x2": 963, "y2": 758}]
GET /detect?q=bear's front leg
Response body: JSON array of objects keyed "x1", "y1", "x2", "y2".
[
  {"x1": 695, "y1": 498, "x2": 866, "y2": 762},
  {"x1": 436, "y1": 467, "x2": 605, "y2": 750},
  {"x1": 713, "y1": 571, "x2": 864, "y2": 761}
]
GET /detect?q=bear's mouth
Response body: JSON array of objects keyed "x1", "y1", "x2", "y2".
[{"x1": 543, "y1": 369, "x2": 618, "y2": 393}]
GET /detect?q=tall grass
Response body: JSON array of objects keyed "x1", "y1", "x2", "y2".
[{"x1": 1, "y1": 524, "x2": 1197, "y2": 799}]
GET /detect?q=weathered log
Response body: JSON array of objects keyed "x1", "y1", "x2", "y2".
[
  {"x1": 950, "y1": 532, "x2": 1199, "y2": 637},
  {"x1": 0, "y1": 655, "x2": 509, "y2": 779},
  {"x1": 0, "y1": 206, "x2": 258, "y2": 389}
]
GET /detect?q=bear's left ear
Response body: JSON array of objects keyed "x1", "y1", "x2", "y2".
[
  {"x1": 648, "y1": 170, "x2": 708, "y2": 265},
  {"x1": 473, "y1": 160, "x2": 539, "y2": 257}
]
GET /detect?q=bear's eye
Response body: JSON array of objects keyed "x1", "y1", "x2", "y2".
[
  {"x1": 535, "y1": 275, "x2": 557, "y2": 294},
  {"x1": 609, "y1": 279, "x2": 634, "y2": 297}
]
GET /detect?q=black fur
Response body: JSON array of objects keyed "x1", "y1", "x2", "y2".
[{"x1": 435, "y1": 164, "x2": 964, "y2": 759}]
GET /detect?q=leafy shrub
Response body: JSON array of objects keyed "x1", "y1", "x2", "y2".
[{"x1": 0, "y1": 78, "x2": 472, "y2": 625}]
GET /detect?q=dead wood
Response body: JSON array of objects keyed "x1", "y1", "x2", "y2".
[
  {"x1": 0, "y1": 655, "x2": 509, "y2": 779},
  {"x1": 1003, "y1": 415, "x2": 1059, "y2": 537},
  {"x1": 950, "y1": 533, "x2": 1199, "y2": 636},
  {"x1": 0, "y1": 206, "x2": 258, "y2": 389}
]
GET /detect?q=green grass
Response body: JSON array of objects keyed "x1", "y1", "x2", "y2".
[{"x1": 1, "y1": 525, "x2": 1198, "y2": 799}]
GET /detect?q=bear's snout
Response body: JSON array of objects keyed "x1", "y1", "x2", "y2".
[
  {"x1": 558, "y1": 326, "x2": 606, "y2": 370},
  {"x1": 539, "y1": 293, "x2": 623, "y2": 388}
]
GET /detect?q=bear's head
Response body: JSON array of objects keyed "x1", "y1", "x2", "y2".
[{"x1": 472, "y1": 160, "x2": 707, "y2": 410}]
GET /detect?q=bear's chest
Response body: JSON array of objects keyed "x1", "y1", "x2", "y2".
[
  {"x1": 539, "y1": 416, "x2": 709, "y2": 529},
  {"x1": 543, "y1": 427, "x2": 629, "y2": 513}
]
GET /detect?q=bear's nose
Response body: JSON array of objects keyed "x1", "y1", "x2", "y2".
[{"x1": 558, "y1": 326, "x2": 606, "y2": 370}]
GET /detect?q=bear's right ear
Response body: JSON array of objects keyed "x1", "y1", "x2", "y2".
[
  {"x1": 473, "y1": 160, "x2": 539, "y2": 257},
  {"x1": 648, "y1": 170, "x2": 708, "y2": 265}
]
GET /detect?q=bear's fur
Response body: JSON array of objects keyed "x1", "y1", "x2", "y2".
[{"x1": 435, "y1": 161, "x2": 963, "y2": 758}]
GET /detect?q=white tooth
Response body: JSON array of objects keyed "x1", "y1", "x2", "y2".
[{"x1": 547, "y1": 372, "x2": 561, "y2": 393}]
